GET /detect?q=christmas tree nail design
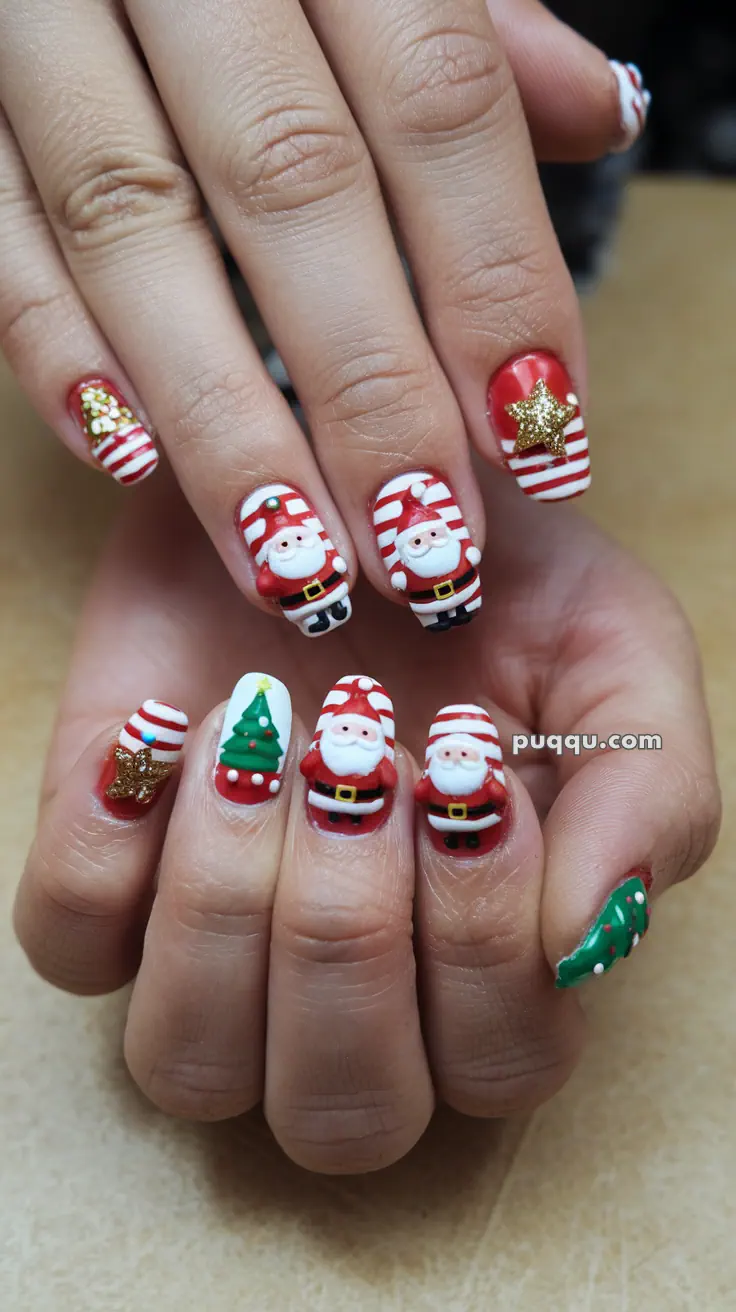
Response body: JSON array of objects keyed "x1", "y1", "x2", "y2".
[
  {"x1": 215, "y1": 673, "x2": 291, "y2": 805},
  {"x1": 555, "y1": 871, "x2": 652, "y2": 989},
  {"x1": 487, "y1": 352, "x2": 591, "y2": 501},
  {"x1": 99, "y1": 700, "x2": 188, "y2": 819},
  {"x1": 68, "y1": 379, "x2": 158, "y2": 486}
]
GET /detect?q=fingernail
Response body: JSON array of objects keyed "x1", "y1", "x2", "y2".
[
  {"x1": 68, "y1": 379, "x2": 158, "y2": 486},
  {"x1": 487, "y1": 352, "x2": 591, "y2": 502},
  {"x1": 300, "y1": 676, "x2": 397, "y2": 835},
  {"x1": 238, "y1": 484, "x2": 352, "y2": 637},
  {"x1": 99, "y1": 700, "x2": 188, "y2": 819},
  {"x1": 372, "y1": 471, "x2": 482, "y2": 632},
  {"x1": 555, "y1": 868, "x2": 652, "y2": 989},
  {"x1": 415, "y1": 704, "x2": 508, "y2": 857},
  {"x1": 215, "y1": 672, "x2": 291, "y2": 804},
  {"x1": 609, "y1": 61, "x2": 651, "y2": 152}
]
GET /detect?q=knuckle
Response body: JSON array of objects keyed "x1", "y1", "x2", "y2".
[
  {"x1": 269, "y1": 1097, "x2": 423, "y2": 1173},
  {"x1": 384, "y1": 25, "x2": 511, "y2": 140},
  {"x1": 163, "y1": 363, "x2": 266, "y2": 475},
  {"x1": 167, "y1": 870, "x2": 271, "y2": 944},
  {"x1": 315, "y1": 346, "x2": 449, "y2": 457},
  {"x1": 441, "y1": 1044, "x2": 576, "y2": 1119},
  {"x1": 132, "y1": 1054, "x2": 260, "y2": 1122},
  {"x1": 441, "y1": 237, "x2": 568, "y2": 344},
  {"x1": 0, "y1": 285, "x2": 79, "y2": 367},
  {"x1": 276, "y1": 901, "x2": 409, "y2": 968},
  {"x1": 54, "y1": 150, "x2": 201, "y2": 251},
  {"x1": 217, "y1": 101, "x2": 367, "y2": 217}
]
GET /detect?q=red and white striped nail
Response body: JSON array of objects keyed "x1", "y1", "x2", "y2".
[
  {"x1": 98, "y1": 700, "x2": 188, "y2": 819},
  {"x1": 609, "y1": 61, "x2": 651, "y2": 153},
  {"x1": 487, "y1": 352, "x2": 591, "y2": 502},
  {"x1": 372, "y1": 471, "x2": 482, "y2": 632},
  {"x1": 415, "y1": 704, "x2": 509, "y2": 857},
  {"x1": 300, "y1": 675, "x2": 397, "y2": 835},
  {"x1": 68, "y1": 380, "x2": 158, "y2": 486},
  {"x1": 238, "y1": 483, "x2": 352, "y2": 637}
]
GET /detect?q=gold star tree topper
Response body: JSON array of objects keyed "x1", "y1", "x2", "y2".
[
  {"x1": 505, "y1": 380, "x2": 576, "y2": 458},
  {"x1": 106, "y1": 747, "x2": 173, "y2": 805}
]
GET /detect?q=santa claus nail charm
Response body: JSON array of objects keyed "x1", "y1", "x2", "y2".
[
  {"x1": 415, "y1": 705, "x2": 508, "y2": 857},
  {"x1": 68, "y1": 379, "x2": 159, "y2": 486},
  {"x1": 372, "y1": 472, "x2": 482, "y2": 632},
  {"x1": 99, "y1": 700, "x2": 188, "y2": 819},
  {"x1": 215, "y1": 672, "x2": 291, "y2": 805},
  {"x1": 609, "y1": 61, "x2": 651, "y2": 152},
  {"x1": 238, "y1": 484, "x2": 352, "y2": 637},
  {"x1": 300, "y1": 676, "x2": 397, "y2": 835},
  {"x1": 487, "y1": 353, "x2": 591, "y2": 502}
]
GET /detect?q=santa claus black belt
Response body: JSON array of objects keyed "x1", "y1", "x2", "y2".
[
  {"x1": 314, "y1": 781, "x2": 383, "y2": 803},
  {"x1": 429, "y1": 799, "x2": 499, "y2": 820},
  {"x1": 279, "y1": 571, "x2": 341, "y2": 608},
  {"x1": 408, "y1": 567, "x2": 476, "y2": 603}
]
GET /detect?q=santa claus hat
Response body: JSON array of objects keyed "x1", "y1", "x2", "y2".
[
  {"x1": 312, "y1": 675, "x2": 395, "y2": 761},
  {"x1": 425, "y1": 704, "x2": 505, "y2": 786},
  {"x1": 372, "y1": 470, "x2": 468, "y2": 582},
  {"x1": 238, "y1": 483, "x2": 333, "y2": 567},
  {"x1": 118, "y1": 700, "x2": 189, "y2": 764}
]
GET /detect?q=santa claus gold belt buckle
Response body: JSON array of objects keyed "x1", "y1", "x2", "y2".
[
  {"x1": 448, "y1": 802, "x2": 468, "y2": 820},
  {"x1": 434, "y1": 580, "x2": 455, "y2": 600},
  {"x1": 304, "y1": 579, "x2": 325, "y2": 600},
  {"x1": 335, "y1": 784, "x2": 358, "y2": 803}
]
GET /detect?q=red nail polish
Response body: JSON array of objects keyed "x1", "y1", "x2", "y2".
[
  {"x1": 300, "y1": 676, "x2": 396, "y2": 835},
  {"x1": 372, "y1": 471, "x2": 482, "y2": 632},
  {"x1": 487, "y1": 352, "x2": 590, "y2": 502},
  {"x1": 415, "y1": 704, "x2": 508, "y2": 857},
  {"x1": 98, "y1": 700, "x2": 188, "y2": 819},
  {"x1": 68, "y1": 379, "x2": 158, "y2": 485}
]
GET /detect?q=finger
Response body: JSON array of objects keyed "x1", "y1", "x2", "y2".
[
  {"x1": 305, "y1": 0, "x2": 591, "y2": 507},
  {"x1": 14, "y1": 700, "x2": 187, "y2": 994},
  {"x1": 0, "y1": 1, "x2": 356, "y2": 635},
  {"x1": 124, "y1": 0, "x2": 486, "y2": 628},
  {"x1": 537, "y1": 562, "x2": 721, "y2": 989},
  {"x1": 266, "y1": 676, "x2": 433, "y2": 1173},
  {"x1": 0, "y1": 111, "x2": 158, "y2": 485},
  {"x1": 488, "y1": 0, "x2": 651, "y2": 160},
  {"x1": 415, "y1": 702, "x2": 582, "y2": 1116},
  {"x1": 125, "y1": 675, "x2": 294, "y2": 1121}
]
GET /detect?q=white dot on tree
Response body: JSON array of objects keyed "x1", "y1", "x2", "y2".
[
  {"x1": 634, "y1": 890, "x2": 645, "y2": 904},
  {"x1": 226, "y1": 769, "x2": 238, "y2": 783},
  {"x1": 258, "y1": 716, "x2": 269, "y2": 727},
  {"x1": 593, "y1": 963, "x2": 605, "y2": 975},
  {"x1": 252, "y1": 773, "x2": 264, "y2": 786},
  {"x1": 632, "y1": 933, "x2": 640, "y2": 947}
]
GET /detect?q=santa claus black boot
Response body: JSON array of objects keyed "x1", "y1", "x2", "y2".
[
  {"x1": 444, "y1": 834, "x2": 459, "y2": 850},
  {"x1": 330, "y1": 600, "x2": 348, "y2": 622},
  {"x1": 428, "y1": 614, "x2": 452, "y2": 633},
  {"x1": 451, "y1": 605, "x2": 474, "y2": 627},
  {"x1": 307, "y1": 610, "x2": 330, "y2": 635},
  {"x1": 466, "y1": 833, "x2": 480, "y2": 850}
]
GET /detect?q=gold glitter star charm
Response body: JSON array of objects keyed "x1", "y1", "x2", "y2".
[
  {"x1": 505, "y1": 380, "x2": 577, "y2": 458},
  {"x1": 106, "y1": 746, "x2": 173, "y2": 805}
]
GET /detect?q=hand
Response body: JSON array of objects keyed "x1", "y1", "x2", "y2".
[
  {"x1": 0, "y1": 0, "x2": 649, "y2": 638},
  {"x1": 16, "y1": 462, "x2": 714, "y2": 1176}
]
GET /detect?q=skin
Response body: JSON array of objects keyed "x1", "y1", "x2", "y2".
[{"x1": 15, "y1": 465, "x2": 720, "y2": 1173}]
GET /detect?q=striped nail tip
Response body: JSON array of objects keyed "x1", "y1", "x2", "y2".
[
  {"x1": 215, "y1": 672, "x2": 292, "y2": 806},
  {"x1": 238, "y1": 484, "x2": 352, "y2": 637},
  {"x1": 488, "y1": 353, "x2": 591, "y2": 503},
  {"x1": 300, "y1": 674, "x2": 397, "y2": 835},
  {"x1": 609, "y1": 60, "x2": 651, "y2": 152},
  {"x1": 99, "y1": 699, "x2": 188, "y2": 818},
  {"x1": 69, "y1": 379, "x2": 158, "y2": 487},
  {"x1": 416, "y1": 703, "x2": 507, "y2": 857},
  {"x1": 554, "y1": 872, "x2": 651, "y2": 989},
  {"x1": 372, "y1": 471, "x2": 482, "y2": 632}
]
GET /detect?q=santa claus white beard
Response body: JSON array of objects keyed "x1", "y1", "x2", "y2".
[
  {"x1": 398, "y1": 533, "x2": 461, "y2": 579},
  {"x1": 267, "y1": 538, "x2": 327, "y2": 581},
  {"x1": 320, "y1": 732, "x2": 386, "y2": 778},
  {"x1": 428, "y1": 754, "x2": 488, "y2": 796}
]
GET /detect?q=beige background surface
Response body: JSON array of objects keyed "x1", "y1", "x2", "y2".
[{"x1": 1, "y1": 180, "x2": 735, "y2": 1311}]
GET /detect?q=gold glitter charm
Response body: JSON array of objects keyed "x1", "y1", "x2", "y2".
[
  {"x1": 504, "y1": 379, "x2": 577, "y2": 458},
  {"x1": 78, "y1": 384, "x2": 136, "y2": 450},
  {"x1": 105, "y1": 747, "x2": 174, "y2": 806}
]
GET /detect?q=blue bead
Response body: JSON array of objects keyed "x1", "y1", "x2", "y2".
[{"x1": 141, "y1": 730, "x2": 156, "y2": 745}]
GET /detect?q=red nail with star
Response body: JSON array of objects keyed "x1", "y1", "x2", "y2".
[
  {"x1": 487, "y1": 352, "x2": 591, "y2": 502},
  {"x1": 98, "y1": 700, "x2": 188, "y2": 819}
]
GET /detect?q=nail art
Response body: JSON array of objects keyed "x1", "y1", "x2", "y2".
[
  {"x1": 300, "y1": 676, "x2": 397, "y2": 835},
  {"x1": 372, "y1": 472, "x2": 482, "y2": 632},
  {"x1": 99, "y1": 700, "x2": 188, "y2": 819},
  {"x1": 555, "y1": 869, "x2": 652, "y2": 989},
  {"x1": 487, "y1": 352, "x2": 591, "y2": 502},
  {"x1": 609, "y1": 61, "x2": 651, "y2": 153},
  {"x1": 415, "y1": 704, "x2": 508, "y2": 857},
  {"x1": 68, "y1": 379, "x2": 158, "y2": 486},
  {"x1": 238, "y1": 484, "x2": 351, "y2": 637},
  {"x1": 215, "y1": 672, "x2": 291, "y2": 805}
]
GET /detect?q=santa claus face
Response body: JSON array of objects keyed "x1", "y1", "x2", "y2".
[
  {"x1": 427, "y1": 736, "x2": 488, "y2": 796},
  {"x1": 267, "y1": 525, "x2": 327, "y2": 580},
  {"x1": 320, "y1": 714, "x2": 386, "y2": 777},
  {"x1": 397, "y1": 519, "x2": 461, "y2": 579}
]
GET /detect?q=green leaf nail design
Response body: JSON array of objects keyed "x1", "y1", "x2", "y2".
[{"x1": 555, "y1": 873, "x2": 651, "y2": 989}]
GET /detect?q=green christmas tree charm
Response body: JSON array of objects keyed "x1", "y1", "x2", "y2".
[
  {"x1": 555, "y1": 873, "x2": 651, "y2": 989},
  {"x1": 219, "y1": 683, "x2": 283, "y2": 775}
]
